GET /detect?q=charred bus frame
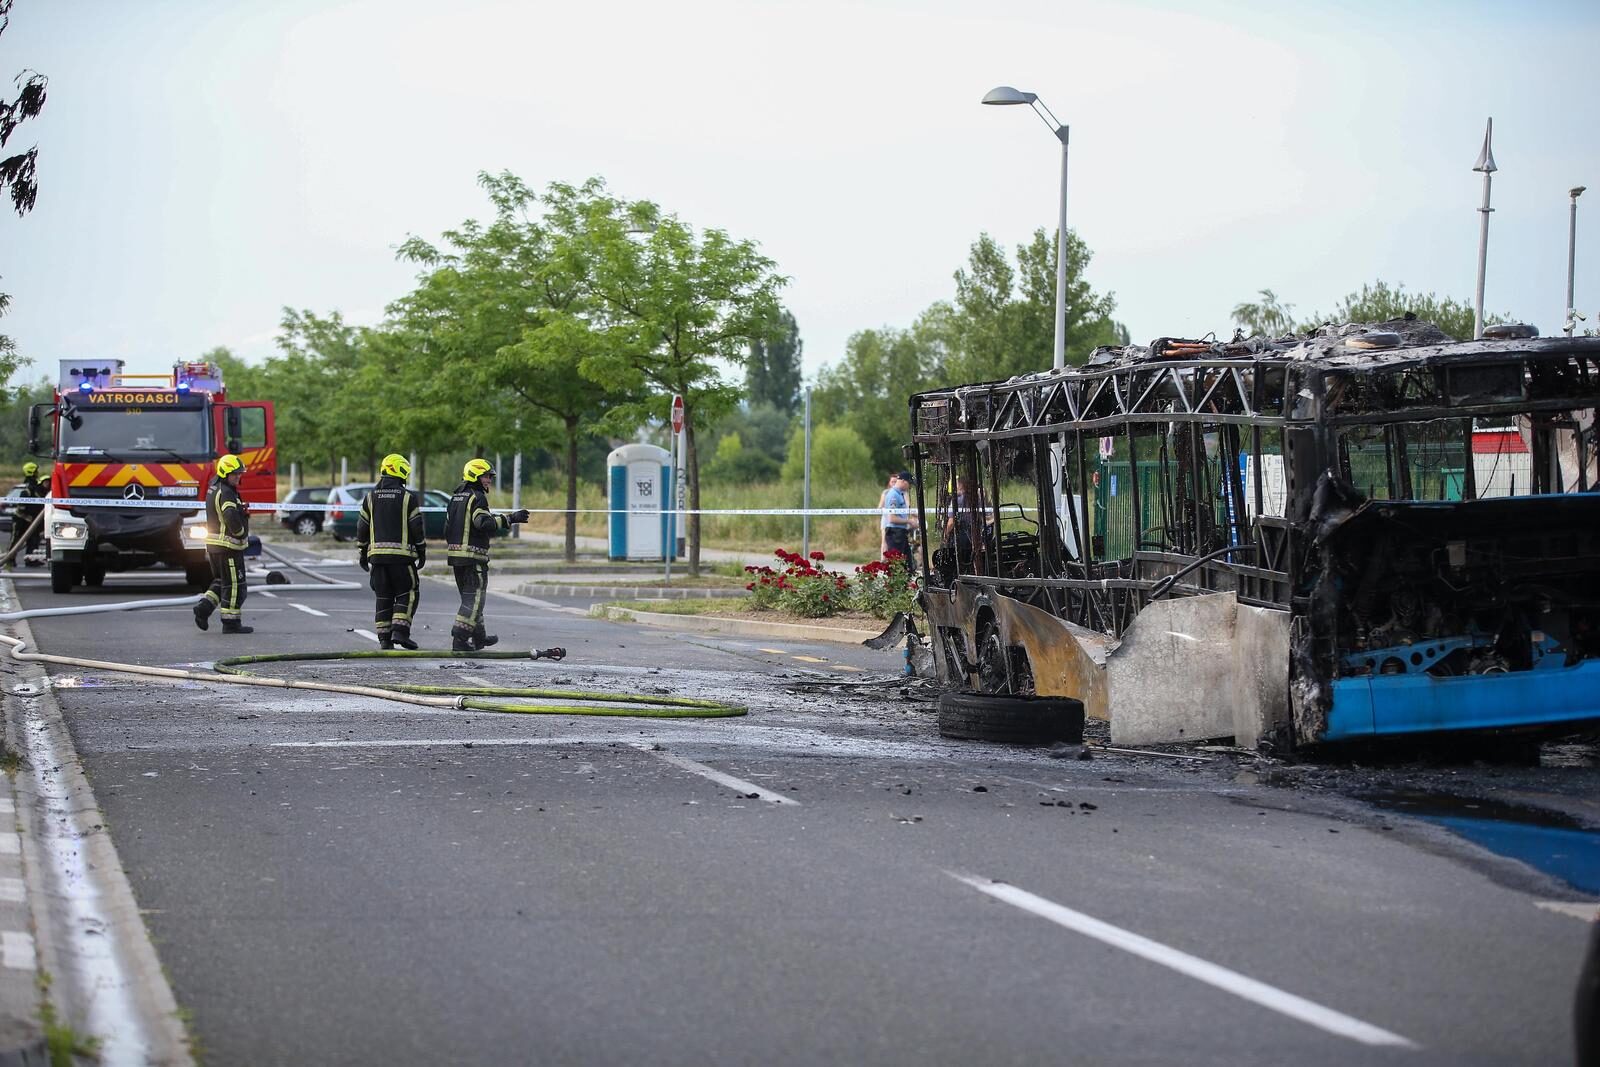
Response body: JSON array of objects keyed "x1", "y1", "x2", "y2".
[{"x1": 909, "y1": 321, "x2": 1600, "y2": 747}]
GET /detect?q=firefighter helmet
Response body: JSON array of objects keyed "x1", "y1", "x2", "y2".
[
  {"x1": 22, "y1": 461, "x2": 37, "y2": 477},
  {"x1": 380, "y1": 453, "x2": 411, "y2": 481},
  {"x1": 463, "y1": 458, "x2": 494, "y2": 482},
  {"x1": 216, "y1": 454, "x2": 245, "y2": 479}
]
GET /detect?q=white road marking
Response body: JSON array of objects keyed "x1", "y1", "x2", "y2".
[
  {"x1": 0, "y1": 798, "x2": 12, "y2": 814},
  {"x1": 950, "y1": 873, "x2": 1418, "y2": 1049},
  {"x1": 0, "y1": 877, "x2": 23, "y2": 903},
  {"x1": 0, "y1": 836, "x2": 17, "y2": 856},
  {"x1": 290, "y1": 602, "x2": 329, "y2": 617},
  {"x1": 1536, "y1": 900, "x2": 1600, "y2": 921},
  {"x1": 353, "y1": 629, "x2": 381, "y2": 643},
  {"x1": 632, "y1": 743, "x2": 799, "y2": 805},
  {"x1": 1, "y1": 930, "x2": 35, "y2": 970}
]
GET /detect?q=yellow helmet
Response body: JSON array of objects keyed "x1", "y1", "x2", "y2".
[
  {"x1": 380, "y1": 453, "x2": 411, "y2": 480},
  {"x1": 463, "y1": 458, "x2": 494, "y2": 482},
  {"x1": 216, "y1": 454, "x2": 245, "y2": 478},
  {"x1": 22, "y1": 461, "x2": 37, "y2": 477}
]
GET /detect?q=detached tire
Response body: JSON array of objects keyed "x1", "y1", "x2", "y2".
[{"x1": 938, "y1": 691, "x2": 1085, "y2": 746}]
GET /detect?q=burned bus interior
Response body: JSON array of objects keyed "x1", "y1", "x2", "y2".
[{"x1": 909, "y1": 319, "x2": 1600, "y2": 749}]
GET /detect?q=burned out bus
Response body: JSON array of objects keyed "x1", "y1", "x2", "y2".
[{"x1": 908, "y1": 319, "x2": 1600, "y2": 749}]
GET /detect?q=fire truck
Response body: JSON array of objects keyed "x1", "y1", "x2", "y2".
[{"x1": 27, "y1": 359, "x2": 277, "y2": 593}]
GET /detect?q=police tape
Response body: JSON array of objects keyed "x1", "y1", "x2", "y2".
[{"x1": 2, "y1": 496, "x2": 896, "y2": 517}]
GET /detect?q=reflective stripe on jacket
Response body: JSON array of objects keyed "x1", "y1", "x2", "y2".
[
  {"x1": 205, "y1": 480, "x2": 249, "y2": 551},
  {"x1": 444, "y1": 483, "x2": 506, "y2": 564},
  {"x1": 356, "y1": 475, "x2": 424, "y2": 560}
]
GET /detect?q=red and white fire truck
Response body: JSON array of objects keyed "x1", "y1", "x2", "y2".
[{"x1": 28, "y1": 359, "x2": 276, "y2": 593}]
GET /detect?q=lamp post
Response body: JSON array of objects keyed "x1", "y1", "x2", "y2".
[
  {"x1": 1566, "y1": 186, "x2": 1586, "y2": 337},
  {"x1": 1472, "y1": 118, "x2": 1497, "y2": 341},
  {"x1": 982, "y1": 85, "x2": 1069, "y2": 371}
]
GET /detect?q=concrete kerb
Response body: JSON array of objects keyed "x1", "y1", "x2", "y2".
[
  {"x1": 0, "y1": 655, "x2": 44, "y2": 1066},
  {"x1": 596, "y1": 605, "x2": 881, "y2": 646},
  {"x1": 0, "y1": 592, "x2": 193, "y2": 1066}
]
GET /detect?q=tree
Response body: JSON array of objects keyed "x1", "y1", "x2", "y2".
[
  {"x1": 944, "y1": 228, "x2": 1119, "y2": 383},
  {"x1": 746, "y1": 307, "x2": 803, "y2": 415},
  {"x1": 1231, "y1": 288, "x2": 1297, "y2": 339},
  {"x1": 1303, "y1": 280, "x2": 1503, "y2": 341},
  {"x1": 781, "y1": 423, "x2": 873, "y2": 486},
  {"x1": 544, "y1": 178, "x2": 786, "y2": 575},
  {"x1": 811, "y1": 309, "x2": 949, "y2": 472},
  {"x1": 0, "y1": 0, "x2": 48, "y2": 395},
  {"x1": 395, "y1": 171, "x2": 617, "y2": 559}
]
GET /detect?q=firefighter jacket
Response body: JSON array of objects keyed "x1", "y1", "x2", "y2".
[
  {"x1": 21, "y1": 473, "x2": 46, "y2": 500},
  {"x1": 357, "y1": 475, "x2": 425, "y2": 563},
  {"x1": 205, "y1": 478, "x2": 249, "y2": 552},
  {"x1": 445, "y1": 482, "x2": 507, "y2": 565}
]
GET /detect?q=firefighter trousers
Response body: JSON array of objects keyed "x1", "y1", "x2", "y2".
[
  {"x1": 451, "y1": 561, "x2": 488, "y2": 639},
  {"x1": 369, "y1": 561, "x2": 418, "y2": 637},
  {"x1": 204, "y1": 548, "x2": 248, "y2": 620}
]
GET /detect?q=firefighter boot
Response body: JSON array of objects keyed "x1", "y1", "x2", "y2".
[
  {"x1": 193, "y1": 598, "x2": 215, "y2": 631},
  {"x1": 451, "y1": 627, "x2": 475, "y2": 653},
  {"x1": 220, "y1": 619, "x2": 254, "y2": 635},
  {"x1": 392, "y1": 627, "x2": 419, "y2": 651},
  {"x1": 472, "y1": 626, "x2": 499, "y2": 650}
]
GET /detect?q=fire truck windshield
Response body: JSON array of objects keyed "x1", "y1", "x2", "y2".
[{"x1": 59, "y1": 407, "x2": 210, "y2": 460}]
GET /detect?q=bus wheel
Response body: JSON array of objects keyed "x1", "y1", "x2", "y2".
[
  {"x1": 937, "y1": 691, "x2": 1084, "y2": 746},
  {"x1": 976, "y1": 625, "x2": 1012, "y2": 694},
  {"x1": 49, "y1": 561, "x2": 79, "y2": 594}
]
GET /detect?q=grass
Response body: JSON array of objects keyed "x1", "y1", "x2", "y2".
[
  {"x1": 592, "y1": 599, "x2": 736, "y2": 617},
  {"x1": 0, "y1": 748, "x2": 20, "y2": 778},
  {"x1": 38, "y1": 972, "x2": 102, "y2": 1067}
]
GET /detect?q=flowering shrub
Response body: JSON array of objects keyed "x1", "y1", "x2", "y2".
[
  {"x1": 744, "y1": 548, "x2": 918, "y2": 620},
  {"x1": 851, "y1": 550, "x2": 918, "y2": 619}
]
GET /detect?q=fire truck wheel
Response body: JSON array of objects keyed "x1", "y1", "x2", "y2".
[
  {"x1": 83, "y1": 565, "x2": 105, "y2": 587},
  {"x1": 185, "y1": 561, "x2": 212, "y2": 589},
  {"x1": 937, "y1": 691, "x2": 1085, "y2": 746},
  {"x1": 49, "y1": 561, "x2": 79, "y2": 595}
]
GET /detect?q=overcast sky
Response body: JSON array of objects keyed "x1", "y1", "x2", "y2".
[{"x1": 3, "y1": 0, "x2": 1598, "y2": 388}]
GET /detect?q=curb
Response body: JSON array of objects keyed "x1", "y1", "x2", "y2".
[
  {"x1": 597, "y1": 606, "x2": 882, "y2": 646},
  {"x1": 0, "y1": 689, "x2": 44, "y2": 1067},
  {"x1": 512, "y1": 584, "x2": 743, "y2": 600}
]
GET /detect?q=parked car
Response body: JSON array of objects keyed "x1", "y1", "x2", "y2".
[
  {"x1": 278, "y1": 486, "x2": 333, "y2": 536},
  {"x1": 327, "y1": 484, "x2": 479, "y2": 542},
  {"x1": 0, "y1": 483, "x2": 25, "y2": 538}
]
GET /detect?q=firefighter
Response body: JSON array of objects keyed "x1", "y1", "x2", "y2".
[
  {"x1": 193, "y1": 453, "x2": 252, "y2": 634},
  {"x1": 356, "y1": 453, "x2": 424, "y2": 650},
  {"x1": 445, "y1": 458, "x2": 528, "y2": 652},
  {"x1": 5, "y1": 460, "x2": 47, "y2": 567}
]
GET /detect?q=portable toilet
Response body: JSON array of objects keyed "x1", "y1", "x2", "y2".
[{"x1": 607, "y1": 443, "x2": 676, "y2": 561}]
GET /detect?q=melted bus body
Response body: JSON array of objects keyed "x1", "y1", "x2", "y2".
[
  {"x1": 908, "y1": 321, "x2": 1600, "y2": 747},
  {"x1": 31, "y1": 359, "x2": 277, "y2": 593}
]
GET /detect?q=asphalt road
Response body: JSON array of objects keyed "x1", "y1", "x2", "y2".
[{"x1": 5, "y1": 544, "x2": 1596, "y2": 1065}]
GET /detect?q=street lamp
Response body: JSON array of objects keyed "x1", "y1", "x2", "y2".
[
  {"x1": 983, "y1": 85, "x2": 1070, "y2": 371},
  {"x1": 1471, "y1": 117, "x2": 1497, "y2": 341},
  {"x1": 1566, "y1": 186, "x2": 1586, "y2": 337}
]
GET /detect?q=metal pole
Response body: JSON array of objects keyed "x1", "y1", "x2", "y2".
[
  {"x1": 495, "y1": 452, "x2": 502, "y2": 493},
  {"x1": 340, "y1": 456, "x2": 348, "y2": 486},
  {"x1": 675, "y1": 425, "x2": 687, "y2": 561},
  {"x1": 289, "y1": 462, "x2": 298, "y2": 493},
  {"x1": 1567, "y1": 186, "x2": 1586, "y2": 336},
  {"x1": 664, "y1": 433, "x2": 674, "y2": 584},
  {"x1": 1472, "y1": 118, "x2": 1497, "y2": 340},
  {"x1": 1052, "y1": 128, "x2": 1070, "y2": 372},
  {"x1": 802, "y1": 391, "x2": 812, "y2": 559},
  {"x1": 407, "y1": 452, "x2": 418, "y2": 490},
  {"x1": 511, "y1": 452, "x2": 522, "y2": 539}
]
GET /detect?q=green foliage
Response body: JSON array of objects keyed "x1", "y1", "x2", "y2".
[
  {"x1": 746, "y1": 307, "x2": 803, "y2": 414},
  {"x1": 781, "y1": 423, "x2": 874, "y2": 486},
  {"x1": 811, "y1": 315, "x2": 946, "y2": 471},
  {"x1": 1302, "y1": 280, "x2": 1503, "y2": 341},
  {"x1": 703, "y1": 432, "x2": 780, "y2": 484},
  {"x1": 848, "y1": 552, "x2": 917, "y2": 619},
  {"x1": 1231, "y1": 288, "x2": 1297, "y2": 339},
  {"x1": 0, "y1": 373, "x2": 50, "y2": 456},
  {"x1": 706, "y1": 401, "x2": 791, "y2": 469}
]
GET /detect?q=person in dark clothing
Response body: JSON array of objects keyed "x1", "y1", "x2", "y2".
[
  {"x1": 445, "y1": 458, "x2": 528, "y2": 652},
  {"x1": 6, "y1": 460, "x2": 47, "y2": 567},
  {"x1": 356, "y1": 453, "x2": 425, "y2": 650},
  {"x1": 194, "y1": 453, "x2": 252, "y2": 634}
]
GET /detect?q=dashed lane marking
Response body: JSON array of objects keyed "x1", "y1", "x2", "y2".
[
  {"x1": 791, "y1": 655, "x2": 828, "y2": 663},
  {"x1": 1, "y1": 931, "x2": 35, "y2": 970},
  {"x1": 258, "y1": 590, "x2": 278, "y2": 599},
  {"x1": 290, "y1": 603, "x2": 329, "y2": 617},
  {"x1": 950, "y1": 873, "x2": 1417, "y2": 1049},
  {"x1": 0, "y1": 837, "x2": 16, "y2": 856},
  {"x1": 833, "y1": 665, "x2": 864, "y2": 673},
  {"x1": 631, "y1": 742, "x2": 800, "y2": 805},
  {"x1": 758, "y1": 648, "x2": 786, "y2": 654},
  {"x1": 0, "y1": 878, "x2": 22, "y2": 904}
]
